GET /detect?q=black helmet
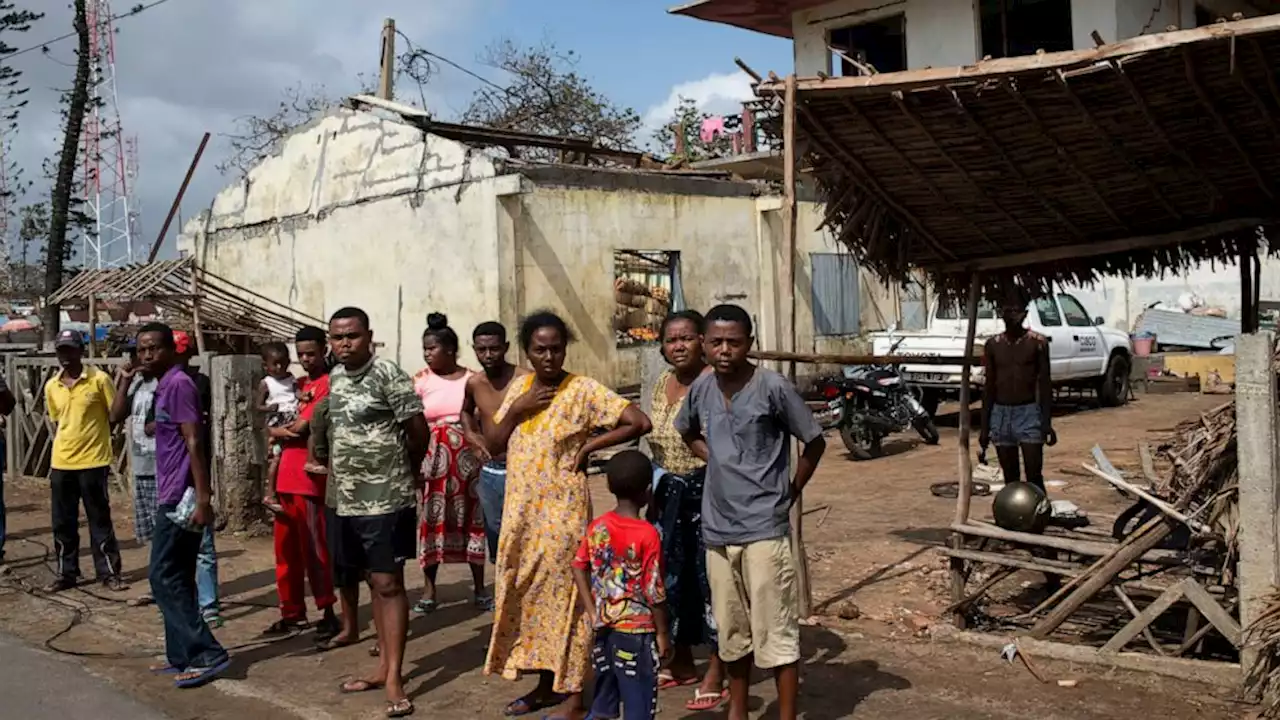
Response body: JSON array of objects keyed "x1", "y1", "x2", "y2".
[{"x1": 992, "y1": 482, "x2": 1051, "y2": 534}]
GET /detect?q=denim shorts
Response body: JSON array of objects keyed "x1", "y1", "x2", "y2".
[{"x1": 989, "y1": 402, "x2": 1043, "y2": 446}]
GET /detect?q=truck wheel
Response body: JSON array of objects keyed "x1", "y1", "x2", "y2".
[
  {"x1": 1099, "y1": 353, "x2": 1131, "y2": 407},
  {"x1": 840, "y1": 425, "x2": 881, "y2": 460}
]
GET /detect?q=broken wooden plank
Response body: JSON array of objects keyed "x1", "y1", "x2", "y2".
[
  {"x1": 1113, "y1": 585, "x2": 1167, "y2": 655},
  {"x1": 1181, "y1": 578, "x2": 1242, "y2": 647},
  {"x1": 1102, "y1": 578, "x2": 1188, "y2": 653}
]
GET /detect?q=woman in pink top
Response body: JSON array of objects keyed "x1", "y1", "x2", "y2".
[{"x1": 412, "y1": 313, "x2": 490, "y2": 613}]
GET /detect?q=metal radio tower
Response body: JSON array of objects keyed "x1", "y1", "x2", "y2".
[{"x1": 79, "y1": 0, "x2": 136, "y2": 269}]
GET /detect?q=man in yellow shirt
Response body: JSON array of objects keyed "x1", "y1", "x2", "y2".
[{"x1": 44, "y1": 329, "x2": 126, "y2": 593}]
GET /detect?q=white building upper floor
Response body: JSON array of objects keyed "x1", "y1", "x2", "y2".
[{"x1": 673, "y1": 0, "x2": 1275, "y2": 76}]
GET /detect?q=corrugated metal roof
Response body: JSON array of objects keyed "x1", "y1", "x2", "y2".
[{"x1": 1134, "y1": 308, "x2": 1240, "y2": 349}]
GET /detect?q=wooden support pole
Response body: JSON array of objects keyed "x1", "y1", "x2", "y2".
[
  {"x1": 949, "y1": 273, "x2": 982, "y2": 628},
  {"x1": 780, "y1": 73, "x2": 812, "y2": 618},
  {"x1": 87, "y1": 294, "x2": 97, "y2": 358},
  {"x1": 954, "y1": 274, "x2": 982, "y2": 526},
  {"x1": 1235, "y1": 330, "x2": 1278, "y2": 689},
  {"x1": 378, "y1": 19, "x2": 396, "y2": 101},
  {"x1": 189, "y1": 267, "x2": 207, "y2": 356}
]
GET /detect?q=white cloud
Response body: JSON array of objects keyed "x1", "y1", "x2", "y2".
[
  {"x1": 7, "y1": 0, "x2": 494, "y2": 264},
  {"x1": 641, "y1": 71, "x2": 755, "y2": 134}
]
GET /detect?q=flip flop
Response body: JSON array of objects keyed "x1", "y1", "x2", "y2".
[
  {"x1": 685, "y1": 688, "x2": 728, "y2": 711},
  {"x1": 315, "y1": 636, "x2": 357, "y2": 652},
  {"x1": 174, "y1": 657, "x2": 230, "y2": 689},
  {"x1": 657, "y1": 672, "x2": 698, "y2": 690},
  {"x1": 339, "y1": 678, "x2": 385, "y2": 694},
  {"x1": 412, "y1": 598, "x2": 437, "y2": 615},
  {"x1": 474, "y1": 593, "x2": 495, "y2": 611},
  {"x1": 386, "y1": 698, "x2": 415, "y2": 718},
  {"x1": 503, "y1": 693, "x2": 566, "y2": 717},
  {"x1": 149, "y1": 662, "x2": 182, "y2": 675}
]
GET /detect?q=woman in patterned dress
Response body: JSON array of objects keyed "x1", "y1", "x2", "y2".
[
  {"x1": 645, "y1": 310, "x2": 727, "y2": 712},
  {"x1": 483, "y1": 310, "x2": 652, "y2": 720},
  {"x1": 413, "y1": 313, "x2": 490, "y2": 614}
]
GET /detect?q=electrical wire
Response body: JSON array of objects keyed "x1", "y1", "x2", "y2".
[
  {"x1": 3, "y1": 0, "x2": 178, "y2": 61},
  {"x1": 2, "y1": 535, "x2": 300, "y2": 659}
]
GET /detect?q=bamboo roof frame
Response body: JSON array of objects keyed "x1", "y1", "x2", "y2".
[
  {"x1": 755, "y1": 15, "x2": 1280, "y2": 300},
  {"x1": 48, "y1": 258, "x2": 324, "y2": 340}
]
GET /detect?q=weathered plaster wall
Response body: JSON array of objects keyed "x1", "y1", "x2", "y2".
[
  {"x1": 509, "y1": 173, "x2": 882, "y2": 388},
  {"x1": 181, "y1": 110, "x2": 907, "y2": 388},
  {"x1": 179, "y1": 109, "x2": 508, "y2": 372}
]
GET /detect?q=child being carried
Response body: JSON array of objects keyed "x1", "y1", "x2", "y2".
[{"x1": 258, "y1": 342, "x2": 300, "y2": 514}]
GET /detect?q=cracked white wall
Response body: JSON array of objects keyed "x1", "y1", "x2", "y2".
[
  {"x1": 179, "y1": 109, "x2": 507, "y2": 371},
  {"x1": 179, "y1": 108, "x2": 902, "y2": 386}
]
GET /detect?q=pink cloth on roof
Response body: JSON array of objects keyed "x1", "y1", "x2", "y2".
[
  {"x1": 699, "y1": 116, "x2": 726, "y2": 144},
  {"x1": 414, "y1": 369, "x2": 471, "y2": 424}
]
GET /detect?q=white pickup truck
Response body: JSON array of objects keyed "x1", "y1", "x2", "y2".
[{"x1": 870, "y1": 292, "x2": 1133, "y2": 417}]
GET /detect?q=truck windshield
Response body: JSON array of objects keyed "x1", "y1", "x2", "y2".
[{"x1": 935, "y1": 302, "x2": 996, "y2": 320}]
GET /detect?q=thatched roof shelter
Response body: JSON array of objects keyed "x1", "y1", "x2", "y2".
[
  {"x1": 755, "y1": 15, "x2": 1280, "y2": 299},
  {"x1": 49, "y1": 258, "x2": 324, "y2": 341}
]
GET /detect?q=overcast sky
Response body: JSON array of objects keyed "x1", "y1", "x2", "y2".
[{"x1": 7, "y1": 0, "x2": 790, "y2": 267}]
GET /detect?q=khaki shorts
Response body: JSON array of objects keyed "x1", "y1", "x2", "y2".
[{"x1": 705, "y1": 535, "x2": 800, "y2": 668}]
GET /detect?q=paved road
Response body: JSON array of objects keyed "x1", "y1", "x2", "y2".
[{"x1": 0, "y1": 632, "x2": 169, "y2": 719}]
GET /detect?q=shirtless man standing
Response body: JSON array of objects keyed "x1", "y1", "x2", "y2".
[
  {"x1": 461, "y1": 322, "x2": 530, "y2": 563},
  {"x1": 979, "y1": 286, "x2": 1057, "y2": 492}
]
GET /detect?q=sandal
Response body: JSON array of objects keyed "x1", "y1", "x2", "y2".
[
  {"x1": 503, "y1": 692, "x2": 566, "y2": 717},
  {"x1": 657, "y1": 670, "x2": 698, "y2": 690},
  {"x1": 474, "y1": 593, "x2": 495, "y2": 611},
  {"x1": 386, "y1": 698, "x2": 415, "y2": 717},
  {"x1": 411, "y1": 598, "x2": 436, "y2": 615},
  {"x1": 174, "y1": 657, "x2": 230, "y2": 689},
  {"x1": 315, "y1": 635, "x2": 357, "y2": 652},
  {"x1": 369, "y1": 642, "x2": 381, "y2": 657},
  {"x1": 339, "y1": 678, "x2": 384, "y2": 694},
  {"x1": 261, "y1": 618, "x2": 308, "y2": 637},
  {"x1": 149, "y1": 662, "x2": 182, "y2": 675},
  {"x1": 685, "y1": 688, "x2": 728, "y2": 711}
]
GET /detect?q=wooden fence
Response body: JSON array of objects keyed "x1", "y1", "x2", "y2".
[{"x1": 4, "y1": 355, "x2": 207, "y2": 499}]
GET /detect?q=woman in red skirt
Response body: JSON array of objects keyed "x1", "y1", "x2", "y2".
[{"x1": 412, "y1": 313, "x2": 490, "y2": 613}]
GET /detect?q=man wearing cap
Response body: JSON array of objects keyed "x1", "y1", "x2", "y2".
[
  {"x1": 44, "y1": 329, "x2": 127, "y2": 592},
  {"x1": 169, "y1": 331, "x2": 222, "y2": 626}
]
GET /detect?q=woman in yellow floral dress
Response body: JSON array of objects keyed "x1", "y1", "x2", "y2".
[{"x1": 483, "y1": 311, "x2": 652, "y2": 720}]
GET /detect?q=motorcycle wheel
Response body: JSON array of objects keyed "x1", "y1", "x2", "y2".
[
  {"x1": 840, "y1": 424, "x2": 882, "y2": 460},
  {"x1": 914, "y1": 417, "x2": 940, "y2": 445}
]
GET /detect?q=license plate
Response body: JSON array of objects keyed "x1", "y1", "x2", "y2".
[{"x1": 908, "y1": 372, "x2": 947, "y2": 383}]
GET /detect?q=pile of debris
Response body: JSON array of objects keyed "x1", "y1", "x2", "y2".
[{"x1": 1151, "y1": 400, "x2": 1239, "y2": 566}]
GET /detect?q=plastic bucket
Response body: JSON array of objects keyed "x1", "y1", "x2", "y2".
[{"x1": 1131, "y1": 334, "x2": 1156, "y2": 357}]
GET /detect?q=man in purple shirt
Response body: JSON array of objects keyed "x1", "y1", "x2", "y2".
[{"x1": 136, "y1": 322, "x2": 228, "y2": 689}]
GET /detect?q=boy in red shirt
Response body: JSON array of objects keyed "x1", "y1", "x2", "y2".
[{"x1": 573, "y1": 450, "x2": 671, "y2": 720}]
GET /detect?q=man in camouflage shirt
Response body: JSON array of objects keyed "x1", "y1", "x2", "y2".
[{"x1": 326, "y1": 306, "x2": 429, "y2": 717}]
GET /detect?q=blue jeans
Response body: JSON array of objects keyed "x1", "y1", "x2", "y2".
[
  {"x1": 477, "y1": 460, "x2": 506, "y2": 563},
  {"x1": 197, "y1": 526, "x2": 219, "y2": 616},
  {"x1": 589, "y1": 629, "x2": 658, "y2": 720},
  {"x1": 149, "y1": 508, "x2": 227, "y2": 670}
]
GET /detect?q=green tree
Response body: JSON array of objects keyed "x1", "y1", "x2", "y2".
[{"x1": 651, "y1": 96, "x2": 736, "y2": 163}]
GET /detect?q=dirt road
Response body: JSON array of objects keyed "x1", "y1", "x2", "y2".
[{"x1": 0, "y1": 390, "x2": 1241, "y2": 719}]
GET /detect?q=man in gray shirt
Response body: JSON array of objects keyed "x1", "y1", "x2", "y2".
[{"x1": 675, "y1": 303, "x2": 825, "y2": 720}]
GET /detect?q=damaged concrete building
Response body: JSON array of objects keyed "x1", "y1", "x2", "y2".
[{"x1": 179, "y1": 96, "x2": 918, "y2": 387}]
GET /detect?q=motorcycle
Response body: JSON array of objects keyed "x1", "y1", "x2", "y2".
[{"x1": 815, "y1": 336, "x2": 940, "y2": 460}]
